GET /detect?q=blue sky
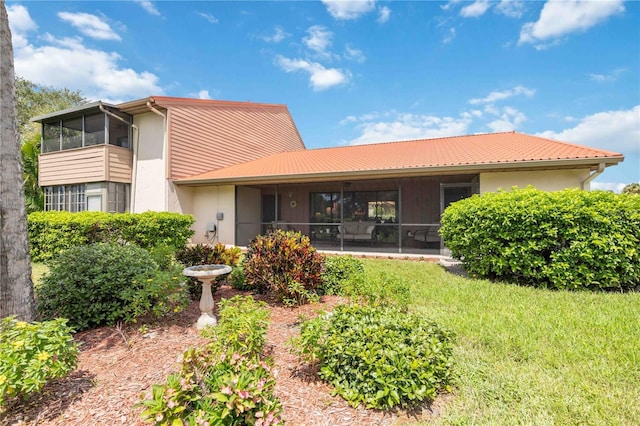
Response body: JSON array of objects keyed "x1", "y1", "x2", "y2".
[{"x1": 7, "y1": 0, "x2": 639, "y2": 189}]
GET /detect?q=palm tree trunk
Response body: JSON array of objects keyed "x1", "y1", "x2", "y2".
[{"x1": 0, "y1": 0, "x2": 35, "y2": 321}]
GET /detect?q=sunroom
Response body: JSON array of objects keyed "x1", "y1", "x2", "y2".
[{"x1": 33, "y1": 101, "x2": 134, "y2": 213}]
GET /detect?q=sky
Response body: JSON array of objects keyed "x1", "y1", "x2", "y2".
[{"x1": 6, "y1": 0, "x2": 640, "y2": 190}]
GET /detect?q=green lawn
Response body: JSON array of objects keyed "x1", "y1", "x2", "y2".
[{"x1": 361, "y1": 259, "x2": 640, "y2": 425}]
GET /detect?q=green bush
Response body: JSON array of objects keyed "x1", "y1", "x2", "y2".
[
  {"x1": 321, "y1": 255, "x2": 365, "y2": 295},
  {"x1": 0, "y1": 317, "x2": 78, "y2": 406},
  {"x1": 440, "y1": 188, "x2": 640, "y2": 291},
  {"x1": 28, "y1": 211, "x2": 195, "y2": 262},
  {"x1": 292, "y1": 304, "x2": 455, "y2": 410},
  {"x1": 138, "y1": 296, "x2": 282, "y2": 425},
  {"x1": 36, "y1": 243, "x2": 189, "y2": 331},
  {"x1": 229, "y1": 265, "x2": 252, "y2": 291},
  {"x1": 244, "y1": 230, "x2": 323, "y2": 305},
  {"x1": 200, "y1": 296, "x2": 270, "y2": 356}
]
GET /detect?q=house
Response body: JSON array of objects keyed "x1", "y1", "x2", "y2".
[{"x1": 33, "y1": 96, "x2": 624, "y2": 254}]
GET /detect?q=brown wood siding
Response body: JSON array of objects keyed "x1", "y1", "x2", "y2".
[
  {"x1": 39, "y1": 145, "x2": 132, "y2": 186},
  {"x1": 167, "y1": 104, "x2": 305, "y2": 180}
]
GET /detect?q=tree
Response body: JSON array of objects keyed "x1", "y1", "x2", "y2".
[
  {"x1": 15, "y1": 78, "x2": 85, "y2": 213},
  {"x1": 0, "y1": 0, "x2": 35, "y2": 321},
  {"x1": 622, "y1": 183, "x2": 640, "y2": 195}
]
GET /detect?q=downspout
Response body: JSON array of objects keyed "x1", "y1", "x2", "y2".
[
  {"x1": 99, "y1": 103, "x2": 139, "y2": 212},
  {"x1": 582, "y1": 162, "x2": 606, "y2": 190},
  {"x1": 146, "y1": 101, "x2": 168, "y2": 210}
]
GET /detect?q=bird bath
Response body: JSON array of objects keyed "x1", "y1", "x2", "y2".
[{"x1": 182, "y1": 264, "x2": 232, "y2": 329}]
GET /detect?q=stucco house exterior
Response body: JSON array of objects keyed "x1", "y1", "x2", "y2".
[{"x1": 33, "y1": 96, "x2": 624, "y2": 254}]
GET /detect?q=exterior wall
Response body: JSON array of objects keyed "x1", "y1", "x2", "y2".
[
  {"x1": 166, "y1": 103, "x2": 305, "y2": 180},
  {"x1": 167, "y1": 181, "x2": 193, "y2": 215},
  {"x1": 39, "y1": 145, "x2": 132, "y2": 186},
  {"x1": 133, "y1": 112, "x2": 167, "y2": 212},
  {"x1": 236, "y1": 186, "x2": 261, "y2": 246},
  {"x1": 479, "y1": 169, "x2": 590, "y2": 193},
  {"x1": 190, "y1": 185, "x2": 236, "y2": 245}
]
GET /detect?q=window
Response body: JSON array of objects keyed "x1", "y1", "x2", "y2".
[
  {"x1": 40, "y1": 109, "x2": 131, "y2": 152},
  {"x1": 309, "y1": 190, "x2": 398, "y2": 223},
  {"x1": 107, "y1": 182, "x2": 128, "y2": 213},
  {"x1": 44, "y1": 185, "x2": 86, "y2": 212}
]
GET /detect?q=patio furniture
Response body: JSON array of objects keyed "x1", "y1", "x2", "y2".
[
  {"x1": 411, "y1": 226, "x2": 440, "y2": 245},
  {"x1": 337, "y1": 221, "x2": 377, "y2": 245}
]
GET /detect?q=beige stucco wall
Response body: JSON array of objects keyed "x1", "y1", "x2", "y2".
[
  {"x1": 133, "y1": 112, "x2": 167, "y2": 212},
  {"x1": 190, "y1": 185, "x2": 236, "y2": 245},
  {"x1": 479, "y1": 169, "x2": 591, "y2": 194}
]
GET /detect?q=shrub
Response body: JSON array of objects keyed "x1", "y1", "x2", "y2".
[
  {"x1": 229, "y1": 265, "x2": 252, "y2": 291},
  {"x1": 138, "y1": 296, "x2": 282, "y2": 425},
  {"x1": 243, "y1": 230, "x2": 323, "y2": 305},
  {"x1": 440, "y1": 188, "x2": 640, "y2": 291},
  {"x1": 36, "y1": 243, "x2": 188, "y2": 331},
  {"x1": 0, "y1": 317, "x2": 78, "y2": 407},
  {"x1": 200, "y1": 296, "x2": 270, "y2": 356},
  {"x1": 175, "y1": 243, "x2": 242, "y2": 268},
  {"x1": 28, "y1": 211, "x2": 195, "y2": 262},
  {"x1": 321, "y1": 255, "x2": 365, "y2": 295},
  {"x1": 175, "y1": 243, "x2": 242, "y2": 300},
  {"x1": 292, "y1": 304, "x2": 455, "y2": 410}
]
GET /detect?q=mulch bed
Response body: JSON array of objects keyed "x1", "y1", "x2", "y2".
[{"x1": 1, "y1": 286, "x2": 449, "y2": 425}]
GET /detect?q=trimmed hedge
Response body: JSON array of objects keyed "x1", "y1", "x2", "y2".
[
  {"x1": 28, "y1": 211, "x2": 195, "y2": 262},
  {"x1": 440, "y1": 187, "x2": 640, "y2": 291}
]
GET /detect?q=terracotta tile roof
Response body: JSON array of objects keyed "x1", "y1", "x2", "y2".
[{"x1": 176, "y1": 132, "x2": 624, "y2": 184}]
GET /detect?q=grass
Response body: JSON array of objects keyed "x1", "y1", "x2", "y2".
[{"x1": 361, "y1": 259, "x2": 640, "y2": 426}]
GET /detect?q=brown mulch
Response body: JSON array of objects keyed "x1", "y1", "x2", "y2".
[{"x1": 1, "y1": 286, "x2": 449, "y2": 425}]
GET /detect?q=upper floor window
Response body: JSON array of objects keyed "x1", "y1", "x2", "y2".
[{"x1": 41, "y1": 110, "x2": 132, "y2": 153}]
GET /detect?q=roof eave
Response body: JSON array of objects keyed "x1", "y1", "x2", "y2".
[{"x1": 175, "y1": 156, "x2": 624, "y2": 186}]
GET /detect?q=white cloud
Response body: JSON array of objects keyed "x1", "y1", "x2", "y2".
[
  {"x1": 377, "y1": 6, "x2": 391, "y2": 23},
  {"x1": 344, "y1": 111, "x2": 474, "y2": 145},
  {"x1": 460, "y1": 0, "x2": 491, "y2": 18},
  {"x1": 275, "y1": 56, "x2": 350, "y2": 91},
  {"x1": 487, "y1": 106, "x2": 527, "y2": 132},
  {"x1": 197, "y1": 90, "x2": 211, "y2": 99},
  {"x1": 134, "y1": 0, "x2": 161, "y2": 16},
  {"x1": 496, "y1": 0, "x2": 526, "y2": 18},
  {"x1": 443, "y1": 27, "x2": 456, "y2": 44},
  {"x1": 536, "y1": 105, "x2": 640, "y2": 154},
  {"x1": 12, "y1": 6, "x2": 162, "y2": 102},
  {"x1": 321, "y1": 0, "x2": 376, "y2": 20},
  {"x1": 303, "y1": 25, "x2": 333, "y2": 54},
  {"x1": 344, "y1": 44, "x2": 365, "y2": 63},
  {"x1": 519, "y1": 0, "x2": 624, "y2": 47},
  {"x1": 58, "y1": 12, "x2": 121, "y2": 41},
  {"x1": 469, "y1": 85, "x2": 535, "y2": 105},
  {"x1": 588, "y1": 67, "x2": 626, "y2": 82},
  {"x1": 262, "y1": 25, "x2": 289, "y2": 43},
  {"x1": 591, "y1": 182, "x2": 627, "y2": 193},
  {"x1": 7, "y1": 4, "x2": 37, "y2": 49},
  {"x1": 197, "y1": 12, "x2": 218, "y2": 24}
]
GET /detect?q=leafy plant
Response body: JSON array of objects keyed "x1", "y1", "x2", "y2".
[
  {"x1": 292, "y1": 304, "x2": 455, "y2": 410},
  {"x1": 0, "y1": 317, "x2": 78, "y2": 406},
  {"x1": 36, "y1": 243, "x2": 188, "y2": 331},
  {"x1": 138, "y1": 296, "x2": 282, "y2": 425},
  {"x1": 28, "y1": 211, "x2": 195, "y2": 262},
  {"x1": 200, "y1": 296, "x2": 270, "y2": 356},
  {"x1": 440, "y1": 187, "x2": 640, "y2": 291},
  {"x1": 229, "y1": 265, "x2": 252, "y2": 291},
  {"x1": 321, "y1": 255, "x2": 365, "y2": 295},
  {"x1": 243, "y1": 230, "x2": 323, "y2": 305}
]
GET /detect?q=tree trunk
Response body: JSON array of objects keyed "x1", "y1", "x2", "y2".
[{"x1": 0, "y1": 0, "x2": 35, "y2": 321}]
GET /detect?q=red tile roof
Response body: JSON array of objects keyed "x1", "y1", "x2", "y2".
[{"x1": 175, "y1": 132, "x2": 624, "y2": 184}]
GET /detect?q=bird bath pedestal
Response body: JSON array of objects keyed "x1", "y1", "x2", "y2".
[{"x1": 182, "y1": 264, "x2": 232, "y2": 329}]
